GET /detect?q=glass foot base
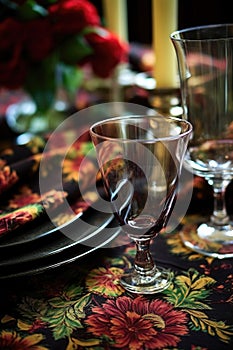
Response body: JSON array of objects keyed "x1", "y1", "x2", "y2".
[
  {"x1": 180, "y1": 220, "x2": 233, "y2": 259},
  {"x1": 120, "y1": 267, "x2": 171, "y2": 294}
]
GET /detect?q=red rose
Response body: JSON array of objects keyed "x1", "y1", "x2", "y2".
[
  {"x1": 0, "y1": 0, "x2": 128, "y2": 91},
  {"x1": 49, "y1": 0, "x2": 100, "y2": 36},
  {"x1": 24, "y1": 18, "x2": 55, "y2": 61},
  {"x1": 83, "y1": 28, "x2": 129, "y2": 78},
  {"x1": 0, "y1": 18, "x2": 27, "y2": 88}
]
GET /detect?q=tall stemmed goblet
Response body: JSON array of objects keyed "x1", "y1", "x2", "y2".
[
  {"x1": 90, "y1": 115, "x2": 192, "y2": 294},
  {"x1": 171, "y1": 24, "x2": 233, "y2": 258}
]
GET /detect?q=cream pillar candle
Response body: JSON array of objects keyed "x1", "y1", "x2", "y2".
[
  {"x1": 102, "y1": 0, "x2": 128, "y2": 43},
  {"x1": 152, "y1": 0, "x2": 178, "y2": 88}
]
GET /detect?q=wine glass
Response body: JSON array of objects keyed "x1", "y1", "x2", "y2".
[
  {"x1": 171, "y1": 24, "x2": 233, "y2": 258},
  {"x1": 90, "y1": 114, "x2": 192, "y2": 294}
]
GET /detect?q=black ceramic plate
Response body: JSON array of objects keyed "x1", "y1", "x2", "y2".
[
  {"x1": 0, "y1": 221, "x2": 121, "y2": 280},
  {"x1": 0, "y1": 209, "x2": 114, "y2": 268},
  {"x1": 0, "y1": 212, "x2": 81, "y2": 248}
]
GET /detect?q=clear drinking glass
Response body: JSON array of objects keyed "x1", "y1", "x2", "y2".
[
  {"x1": 90, "y1": 114, "x2": 192, "y2": 294},
  {"x1": 171, "y1": 24, "x2": 233, "y2": 258}
]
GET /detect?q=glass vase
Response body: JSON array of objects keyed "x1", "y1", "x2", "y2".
[{"x1": 5, "y1": 87, "x2": 75, "y2": 135}]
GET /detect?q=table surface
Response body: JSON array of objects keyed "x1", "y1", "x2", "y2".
[
  {"x1": 0, "y1": 101, "x2": 233, "y2": 350},
  {"x1": 1, "y1": 220, "x2": 233, "y2": 350}
]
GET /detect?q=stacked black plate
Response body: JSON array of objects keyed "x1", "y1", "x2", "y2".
[{"x1": 0, "y1": 207, "x2": 119, "y2": 280}]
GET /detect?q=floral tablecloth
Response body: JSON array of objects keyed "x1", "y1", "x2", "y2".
[
  {"x1": 0, "y1": 127, "x2": 233, "y2": 350},
  {"x1": 0, "y1": 224, "x2": 233, "y2": 350}
]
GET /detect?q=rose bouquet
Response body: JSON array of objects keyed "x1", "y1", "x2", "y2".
[{"x1": 0, "y1": 0, "x2": 128, "y2": 129}]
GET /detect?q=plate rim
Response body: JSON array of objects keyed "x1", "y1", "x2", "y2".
[
  {"x1": 0, "y1": 212, "x2": 114, "y2": 268},
  {"x1": 0, "y1": 201, "x2": 108, "y2": 249},
  {"x1": 0, "y1": 225, "x2": 120, "y2": 280}
]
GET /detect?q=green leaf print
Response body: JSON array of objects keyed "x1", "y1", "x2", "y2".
[
  {"x1": 41, "y1": 285, "x2": 91, "y2": 340},
  {"x1": 17, "y1": 296, "x2": 49, "y2": 321},
  {"x1": 163, "y1": 268, "x2": 215, "y2": 309},
  {"x1": 163, "y1": 268, "x2": 233, "y2": 343}
]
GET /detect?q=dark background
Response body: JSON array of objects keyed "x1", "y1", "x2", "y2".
[{"x1": 91, "y1": 0, "x2": 233, "y2": 44}]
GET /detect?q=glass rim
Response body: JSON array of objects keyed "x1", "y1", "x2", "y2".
[
  {"x1": 170, "y1": 23, "x2": 233, "y2": 42},
  {"x1": 89, "y1": 115, "x2": 193, "y2": 143}
]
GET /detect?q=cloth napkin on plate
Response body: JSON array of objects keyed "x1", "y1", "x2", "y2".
[{"x1": 0, "y1": 130, "x2": 101, "y2": 237}]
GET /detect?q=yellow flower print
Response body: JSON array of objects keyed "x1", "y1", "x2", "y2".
[
  {"x1": 0, "y1": 164, "x2": 18, "y2": 194},
  {"x1": 0, "y1": 330, "x2": 48, "y2": 350},
  {"x1": 86, "y1": 266, "x2": 125, "y2": 297}
]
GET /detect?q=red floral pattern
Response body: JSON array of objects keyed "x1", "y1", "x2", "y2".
[
  {"x1": 86, "y1": 296, "x2": 188, "y2": 349},
  {"x1": 0, "y1": 204, "x2": 43, "y2": 234},
  {"x1": 0, "y1": 161, "x2": 19, "y2": 194},
  {"x1": 0, "y1": 232, "x2": 233, "y2": 349},
  {"x1": 86, "y1": 266, "x2": 125, "y2": 297},
  {"x1": 0, "y1": 133, "x2": 99, "y2": 237}
]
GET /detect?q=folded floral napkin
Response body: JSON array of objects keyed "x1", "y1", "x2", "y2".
[{"x1": 0, "y1": 130, "x2": 100, "y2": 238}]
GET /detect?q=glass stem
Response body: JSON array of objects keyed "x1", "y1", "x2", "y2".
[
  {"x1": 210, "y1": 179, "x2": 230, "y2": 226},
  {"x1": 134, "y1": 239, "x2": 157, "y2": 277}
]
